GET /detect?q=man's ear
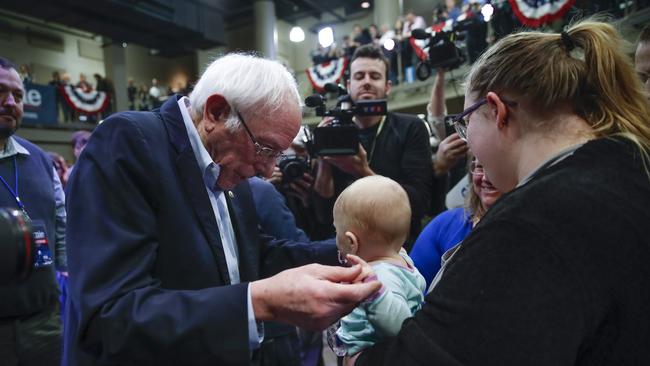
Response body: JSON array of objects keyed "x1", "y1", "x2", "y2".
[
  {"x1": 486, "y1": 91, "x2": 509, "y2": 129},
  {"x1": 203, "y1": 94, "x2": 230, "y2": 132},
  {"x1": 345, "y1": 231, "x2": 359, "y2": 255}
]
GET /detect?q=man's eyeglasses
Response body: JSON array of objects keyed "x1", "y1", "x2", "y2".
[
  {"x1": 236, "y1": 110, "x2": 284, "y2": 160},
  {"x1": 445, "y1": 97, "x2": 517, "y2": 141}
]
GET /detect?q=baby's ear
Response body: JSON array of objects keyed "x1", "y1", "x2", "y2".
[{"x1": 345, "y1": 231, "x2": 359, "y2": 255}]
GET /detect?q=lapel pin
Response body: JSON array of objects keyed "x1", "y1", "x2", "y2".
[{"x1": 228, "y1": 191, "x2": 234, "y2": 199}]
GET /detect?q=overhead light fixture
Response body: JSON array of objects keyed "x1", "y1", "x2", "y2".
[
  {"x1": 121, "y1": 42, "x2": 128, "y2": 48},
  {"x1": 318, "y1": 27, "x2": 334, "y2": 48},
  {"x1": 481, "y1": 4, "x2": 494, "y2": 22},
  {"x1": 361, "y1": 1, "x2": 370, "y2": 8},
  {"x1": 290, "y1": 26, "x2": 305, "y2": 43},
  {"x1": 383, "y1": 38, "x2": 395, "y2": 51}
]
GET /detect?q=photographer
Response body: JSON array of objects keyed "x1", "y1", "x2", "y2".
[
  {"x1": 312, "y1": 45, "x2": 434, "y2": 248},
  {"x1": 266, "y1": 130, "x2": 332, "y2": 241},
  {"x1": 0, "y1": 57, "x2": 67, "y2": 365},
  {"x1": 427, "y1": 68, "x2": 469, "y2": 213}
]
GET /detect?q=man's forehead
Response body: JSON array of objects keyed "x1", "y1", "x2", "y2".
[
  {"x1": 350, "y1": 58, "x2": 386, "y2": 73},
  {"x1": 0, "y1": 67, "x2": 24, "y2": 89}
]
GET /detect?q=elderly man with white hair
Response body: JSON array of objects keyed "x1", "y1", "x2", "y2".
[{"x1": 64, "y1": 53, "x2": 380, "y2": 366}]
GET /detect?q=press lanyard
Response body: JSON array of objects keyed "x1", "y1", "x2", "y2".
[
  {"x1": 364, "y1": 116, "x2": 385, "y2": 165},
  {"x1": 0, "y1": 155, "x2": 29, "y2": 219}
]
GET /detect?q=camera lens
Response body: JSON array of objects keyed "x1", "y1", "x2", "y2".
[
  {"x1": 279, "y1": 156, "x2": 308, "y2": 183},
  {"x1": 0, "y1": 208, "x2": 34, "y2": 283}
]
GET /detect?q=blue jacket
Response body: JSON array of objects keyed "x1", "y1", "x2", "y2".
[
  {"x1": 64, "y1": 96, "x2": 336, "y2": 365},
  {"x1": 409, "y1": 207, "x2": 472, "y2": 288}
]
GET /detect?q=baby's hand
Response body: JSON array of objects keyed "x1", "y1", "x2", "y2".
[{"x1": 346, "y1": 254, "x2": 375, "y2": 283}]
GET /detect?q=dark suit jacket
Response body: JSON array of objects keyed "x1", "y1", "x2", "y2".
[{"x1": 64, "y1": 96, "x2": 336, "y2": 366}]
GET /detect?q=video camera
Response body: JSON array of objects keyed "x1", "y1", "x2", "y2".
[
  {"x1": 412, "y1": 11, "x2": 486, "y2": 80},
  {"x1": 0, "y1": 208, "x2": 35, "y2": 283},
  {"x1": 304, "y1": 83, "x2": 387, "y2": 156}
]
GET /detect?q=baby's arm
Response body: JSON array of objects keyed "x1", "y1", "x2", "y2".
[{"x1": 364, "y1": 273, "x2": 412, "y2": 336}]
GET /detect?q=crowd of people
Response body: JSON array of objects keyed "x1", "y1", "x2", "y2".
[
  {"x1": 0, "y1": 10, "x2": 649, "y2": 366},
  {"x1": 18, "y1": 65, "x2": 189, "y2": 124}
]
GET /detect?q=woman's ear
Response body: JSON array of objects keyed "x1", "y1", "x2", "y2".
[
  {"x1": 486, "y1": 91, "x2": 509, "y2": 129},
  {"x1": 203, "y1": 93, "x2": 230, "y2": 132},
  {"x1": 345, "y1": 231, "x2": 359, "y2": 255}
]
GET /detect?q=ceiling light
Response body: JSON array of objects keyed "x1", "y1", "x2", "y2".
[
  {"x1": 318, "y1": 27, "x2": 334, "y2": 48},
  {"x1": 361, "y1": 1, "x2": 370, "y2": 8},
  {"x1": 290, "y1": 26, "x2": 305, "y2": 43}
]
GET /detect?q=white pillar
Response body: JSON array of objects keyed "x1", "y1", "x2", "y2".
[
  {"x1": 374, "y1": 0, "x2": 401, "y2": 30},
  {"x1": 103, "y1": 40, "x2": 128, "y2": 112},
  {"x1": 253, "y1": 0, "x2": 277, "y2": 59}
]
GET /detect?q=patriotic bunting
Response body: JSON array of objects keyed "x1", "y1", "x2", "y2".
[
  {"x1": 305, "y1": 57, "x2": 348, "y2": 93},
  {"x1": 508, "y1": 0, "x2": 576, "y2": 27},
  {"x1": 60, "y1": 85, "x2": 110, "y2": 114}
]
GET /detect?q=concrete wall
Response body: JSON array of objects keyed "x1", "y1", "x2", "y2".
[
  {"x1": 0, "y1": 16, "x2": 104, "y2": 84},
  {"x1": 0, "y1": 13, "x2": 197, "y2": 93}
]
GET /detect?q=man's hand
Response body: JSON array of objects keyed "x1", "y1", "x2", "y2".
[
  {"x1": 250, "y1": 263, "x2": 382, "y2": 331},
  {"x1": 434, "y1": 133, "x2": 468, "y2": 176},
  {"x1": 285, "y1": 173, "x2": 313, "y2": 207},
  {"x1": 323, "y1": 144, "x2": 375, "y2": 178},
  {"x1": 266, "y1": 166, "x2": 283, "y2": 187}
]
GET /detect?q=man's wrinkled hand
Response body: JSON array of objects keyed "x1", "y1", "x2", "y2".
[{"x1": 250, "y1": 263, "x2": 382, "y2": 331}]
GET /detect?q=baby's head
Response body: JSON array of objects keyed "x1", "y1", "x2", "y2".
[{"x1": 333, "y1": 176, "x2": 411, "y2": 260}]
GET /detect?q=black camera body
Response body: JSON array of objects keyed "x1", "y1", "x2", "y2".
[
  {"x1": 0, "y1": 208, "x2": 35, "y2": 283},
  {"x1": 411, "y1": 13, "x2": 489, "y2": 80},
  {"x1": 305, "y1": 88, "x2": 387, "y2": 156},
  {"x1": 278, "y1": 155, "x2": 310, "y2": 184}
]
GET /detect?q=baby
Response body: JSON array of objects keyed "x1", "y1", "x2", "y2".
[{"x1": 331, "y1": 176, "x2": 426, "y2": 357}]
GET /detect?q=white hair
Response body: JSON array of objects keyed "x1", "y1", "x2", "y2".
[{"x1": 189, "y1": 53, "x2": 301, "y2": 131}]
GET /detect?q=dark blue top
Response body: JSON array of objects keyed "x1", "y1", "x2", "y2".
[
  {"x1": 248, "y1": 177, "x2": 309, "y2": 242},
  {"x1": 409, "y1": 207, "x2": 472, "y2": 288}
]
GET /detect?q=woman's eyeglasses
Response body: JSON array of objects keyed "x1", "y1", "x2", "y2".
[
  {"x1": 470, "y1": 161, "x2": 484, "y2": 176},
  {"x1": 446, "y1": 98, "x2": 487, "y2": 141},
  {"x1": 445, "y1": 97, "x2": 518, "y2": 141}
]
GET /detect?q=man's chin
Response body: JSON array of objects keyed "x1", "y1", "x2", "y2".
[
  {"x1": 215, "y1": 176, "x2": 243, "y2": 191},
  {"x1": 0, "y1": 124, "x2": 17, "y2": 140}
]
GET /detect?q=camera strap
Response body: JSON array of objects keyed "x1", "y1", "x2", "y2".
[
  {"x1": 0, "y1": 156, "x2": 30, "y2": 221},
  {"x1": 365, "y1": 116, "x2": 386, "y2": 165}
]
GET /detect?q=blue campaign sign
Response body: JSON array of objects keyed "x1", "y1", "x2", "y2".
[{"x1": 22, "y1": 83, "x2": 59, "y2": 125}]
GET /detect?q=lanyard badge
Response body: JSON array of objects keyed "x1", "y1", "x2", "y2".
[{"x1": 31, "y1": 219, "x2": 53, "y2": 269}]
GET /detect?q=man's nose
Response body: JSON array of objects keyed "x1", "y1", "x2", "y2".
[{"x1": 2, "y1": 92, "x2": 16, "y2": 107}]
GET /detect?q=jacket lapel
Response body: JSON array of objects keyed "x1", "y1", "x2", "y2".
[
  {"x1": 226, "y1": 182, "x2": 260, "y2": 282},
  {"x1": 159, "y1": 96, "x2": 231, "y2": 285}
]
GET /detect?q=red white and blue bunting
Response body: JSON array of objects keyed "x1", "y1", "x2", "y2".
[
  {"x1": 60, "y1": 85, "x2": 110, "y2": 114},
  {"x1": 508, "y1": 0, "x2": 576, "y2": 27},
  {"x1": 305, "y1": 57, "x2": 348, "y2": 93}
]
